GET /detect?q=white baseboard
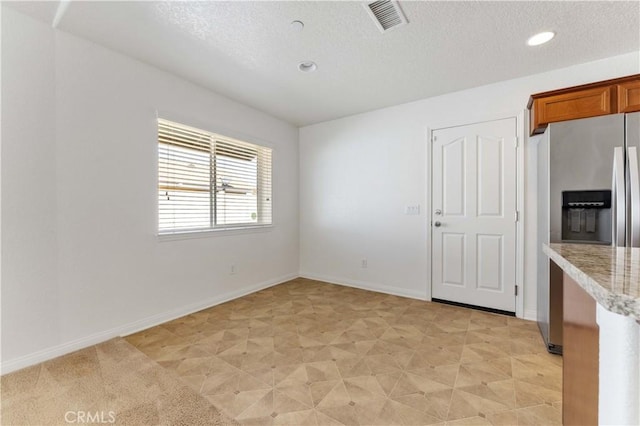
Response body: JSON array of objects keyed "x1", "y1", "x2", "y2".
[
  {"x1": 299, "y1": 271, "x2": 428, "y2": 301},
  {"x1": 0, "y1": 273, "x2": 297, "y2": 375},
  {"x1": 523, "y1": 309, "x2": 538, "y2": 322}
]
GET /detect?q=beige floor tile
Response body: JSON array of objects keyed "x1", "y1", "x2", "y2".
[
  {"x1": 485, "y1": 409, "x2": 519, "y2": 425},
  {"x1": 465, "y1": 328, "x2": 511, "y2": 344},
  {"x1": 274, "y1": 388, "x2": 312, "y2": 413},
  {"x1": 514, "y1": 378, "x2": 562, "y2": 408},
  {"x1": 273, "y1": 408, "x2": 318, "y2": 425},
  {"x1": 236, "y1": 389, "x2": 275, "y2": 420},
  {"x1": 317, "y1": 404, "x2": 361, "y2": 426},
  {"x1": 1, "y1": 339, "x2": 239, "y2": 426},
  {"x1": 373, "y1": 371, "x2": 403, "y2": 396},
  {"x1": 516, "y1": 403, "x2": 562, "y2": 425},
  {"x1": 2, "y1": 278, "x2": 564, "y2": 426},
  {"x1": 124, "y1": 279, "x2": 562, "y2": 424},
  {"x1": 455, "y1": 358, "x2": 512, "y2": 387},
  {"x1": 315, "y1": 382, "x2": 351, "y2": 408},
  {"x1": 343, "y1": 375, "x2": 387, "y2": 403},
  {"x1": 445, "y1": 415, "x2": 493, "y2": 425},
  {"x1": 447, "y1": 387, "x2": 513, "y2": 421},
  {"x1": 206, "y1": 389, "x2": 271, "y2": 418},
  {"x1": 335, "y1": 356, "x2": 372, "y2": 378}
]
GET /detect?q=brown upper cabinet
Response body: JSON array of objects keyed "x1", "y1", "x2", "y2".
[
  {"x1": 528, "y1": 74, "x2": 640, "y2": 136},
  {"x1": 618, "y1": 79, "x2": 640, "y2": 113}
]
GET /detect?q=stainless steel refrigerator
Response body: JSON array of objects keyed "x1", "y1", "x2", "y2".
[{"x1": 536, "y1": 112, "x2": 640, "y2": 354}]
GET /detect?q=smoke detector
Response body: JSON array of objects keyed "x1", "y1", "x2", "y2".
[{"x1": 365, "y1": 0, "x2": 408, "y2": 33}]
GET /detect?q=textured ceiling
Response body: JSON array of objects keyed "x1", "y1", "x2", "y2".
[{"x1": 8, "y1": 1, "x2": 640, "y2": 126}]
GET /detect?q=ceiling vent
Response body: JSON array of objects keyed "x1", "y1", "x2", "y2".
[{"x1": 365, "y1": 0, "x2": 408, "y2": 33}]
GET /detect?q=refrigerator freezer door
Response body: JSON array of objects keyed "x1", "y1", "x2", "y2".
[
  {"x1": 537, "y1": 129, "x2": 551, "y2": 349},
  {"x1": 628, "y1": 147, "x2": 640, "y2": 247},
  {"x1": 549, "y1": 114, "x2": 624, "y2": 244},
  {"x1": 613, "y1": 146, "x2": 626, "y2": 247},
  {"x1": 626, "y1": 112, "x2": 640, "y2": 247}
]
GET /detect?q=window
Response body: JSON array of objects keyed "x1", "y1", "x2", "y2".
[{"x1": 158, "y1": 119, "x2": 272, "y2": 234}]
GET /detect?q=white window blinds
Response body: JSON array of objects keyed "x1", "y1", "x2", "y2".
[{"x1": 158, "y1": 119, "x2": 272, "y2": 234}]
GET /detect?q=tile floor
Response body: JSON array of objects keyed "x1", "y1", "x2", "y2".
[
  {"x1": 1, "y1": 337, "x2": 238, "y2": 425},
  {"x1": 127, "y1": 278, "x2": 563, "y2": 425}
]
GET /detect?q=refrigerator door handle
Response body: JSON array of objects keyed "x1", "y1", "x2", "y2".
[
  {"x1": 628, "y1": 147, "x2": 640, "y2": 247},
  {"x1": 612, "y1": 146, "x2": 626, "y2": 246}
]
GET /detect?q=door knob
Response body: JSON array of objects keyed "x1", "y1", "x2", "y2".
[{"x1": 434, "y1": 221, "x2": 442, "y2": 227}]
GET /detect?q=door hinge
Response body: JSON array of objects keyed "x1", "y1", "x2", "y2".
[
  {"x1": 515, "y1": 211, "x2": 519, "y2": 222},
  {"x1": 514, "y1": 137, "x2": 519, "y2": 148},
  {"x1": 515, "y1": 285, "x2": 518, "y2": 296}
]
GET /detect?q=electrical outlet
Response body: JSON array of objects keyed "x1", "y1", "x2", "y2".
[
  {"x1": 405, "y1": 204, "x2": 420, "y2": 215},
  {"x1": 361, "y1": 259, "x2": 368, "y2": 268},
  {"x1": 230, "y1": 264, "x2": 237, "y2": 275}
]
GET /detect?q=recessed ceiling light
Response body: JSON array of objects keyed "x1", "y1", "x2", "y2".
[
  {"x1": 290, "y1": 20, "x2": 304, "y2": 32},
  {"x1": 527, "y1": 31, "x2": 555, "y2": 46},
  {"x1": 298, "y1": 61, "x2": 317, "y2": 73}
]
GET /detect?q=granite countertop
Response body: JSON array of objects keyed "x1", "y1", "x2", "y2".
[{"x1": 544, "y1": 243, "x2": 640, "y2": 320}]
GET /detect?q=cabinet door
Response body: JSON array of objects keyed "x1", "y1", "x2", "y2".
[
  {"x1": 563, "y1": 271, "x2": 599, "y2": 425},
  {"x1": 618, "y1": 80, "x2": 640, "y2": 113},
  {"x1": 531, "y1": 86, "x2": 615, "y2": 135}
]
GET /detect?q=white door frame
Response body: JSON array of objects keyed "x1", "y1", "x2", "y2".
[{"x1": 425, "y1": 110, "x2": 526, "y2": 318}]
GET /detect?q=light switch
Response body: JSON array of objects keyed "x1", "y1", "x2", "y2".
[{"x1": 405, "y1": 205, "x2": 420, "y2": 215}]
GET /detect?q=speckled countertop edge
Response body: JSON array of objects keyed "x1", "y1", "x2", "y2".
[{"x1": 543, "y1": 244, "x2": 640, "y2": 320}]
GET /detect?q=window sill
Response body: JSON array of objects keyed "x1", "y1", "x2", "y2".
[{"x1": 157, "y1": 225, "x2": 274, "y2": 242}]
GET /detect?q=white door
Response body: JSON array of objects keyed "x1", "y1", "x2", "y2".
[{"x1": 431, "y1": 118, "x2": 517, "y2": 312}]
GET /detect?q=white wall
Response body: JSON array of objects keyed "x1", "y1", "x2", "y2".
[
  {"x1": 299, "y1": 51, "x2": 640, "y2": 319},
  {"x1": 1, "y1": 8, "x2": 299, "y2": 372},
  {"x1": 1, "y1": 6, "x2": 60, "y2": 365}
]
